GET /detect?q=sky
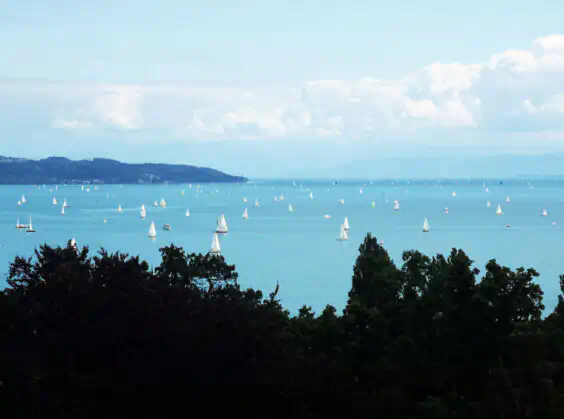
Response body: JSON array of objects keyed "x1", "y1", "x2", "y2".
[{"x1": 1, "y1": 0, "x2": 564, "y2": 178}]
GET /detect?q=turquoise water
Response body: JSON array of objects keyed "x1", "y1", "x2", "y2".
[{"x1": 1, "y1": 179, "x2": 564, "y2": 314}]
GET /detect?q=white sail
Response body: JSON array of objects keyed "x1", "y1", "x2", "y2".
[
  {"x1": 63, "y1": 198, "x2": 68, "y2": 208},
  {"x1": 343, "y1": 216, "x2": 350, "y2": 231},
  {"x1": 506, "y1": 196, "x2": 511, "y2": 203},
  {"x1": 273, "y1": 196, "x2": 279, "y2": 203},
  {"x1": 16, "y1": 217, "x2": 19, "y2": 228},
  {"x1": 148, "y1": 222, "x2": 157, "y2": 238},
  {"x1": 186, "y1": 209, "x2": 190, "y2": 217},
  {"x1": 210, "y1": 233, "x2": 221, "y2": 255},
  {"x1": 324, "y1": 214, "x2": 331, "y2": 219},
  {"x1": 216, "y1": 214, "x2": 229, "y2": 233},
  {"x1": 118, "y1": 204, "x2": 123, "y2": 213},
  {"x1": 21, "y1": 195, "x2": 26, "y2": 204},
  {"x1": 359, "y1": 188, "x2": 363, "y2": 194},
  {"x1": 255, "y1": 199, "x2": 260, "y2": 208},
  {"x1": 485, "y1": 187, "x2": 490, "y2": 193},
  {"x1": 61, "y1": 204, "x2": 65, "y2": 215},
  {"x1": 452, "y1": 191, "x2": 456, "y2": 197},
  {"x1": 496, "y1": 204, "x2": 503, "y2": 215},
  {"x1": 337, "y1": 224, "x2": 348, "y2": 241},
  {"x1": 26, "y1": 217, "x2": 35, "y2": 232},
  {"x1": 243, "y1": 197, "x2": 248, "y2": 203},
  {"x1": 81, "y1": 185, "x2": 84, "y2": 191},
  {"x1": 310, "y1": 192, "x2": 313, "y2": 200},
  {"x1": 486, "y1": 200, "x2": 492, "y2": 208},
  {"x1": 140, "y1": 205, "x2": 147, "y2": 218},
  {"x1": 279, "y1": 194, "x2": 285, "y2": 201},
  {"x1": 242, "y1": 208, "x2": 249, "y2": 219},
  {"x1": 160, "y1": 198, "x2": 167, "y2": 208},
  {"x1": 393, "y1": 200, "x2": 400, "y2": 211},
  {"x1": 17, "y1": 200, "x2": 21, "y2": 206},
  {"x1": 542, "y1": 208, "x2": 548, "y2": 217},
  {"x1": 444, "y1": 207, "x2": 449, "y2": 214},
  {"x1": 53, "y1": 197, "x2": 57, "y2": 205},
  {"x1": 70, "y1": 238, "x2": 77, "y2": 248},
  {"x1": 153, "y1": 201, "x2": 159, "y2": 207},
  {"x1": 288, "y1": 204, "x2": 294, "y2": 213},
  {"x1": 423, "y1": 218, "x2": 430, "y2": 233},
  {"x1": 371, "y1": 201, "x2": 376, "y2": 208},
  {"x1": 339, "y1": 198, "x2": 345, "y2": 205}
]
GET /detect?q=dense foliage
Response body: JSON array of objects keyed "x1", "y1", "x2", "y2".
[
  {"x1": 0, "y1": 156, "x2": 246, "y2": 184},
  {"x1": 2, "y1": 234, "x2": 564, "y2": 418}
]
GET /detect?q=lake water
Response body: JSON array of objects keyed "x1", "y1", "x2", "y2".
[{"x1": 1, "y1": 179, "x2": 563, "y2": 315}]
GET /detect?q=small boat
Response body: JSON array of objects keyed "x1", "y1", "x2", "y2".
[
  {"x1": 359, "y1": 188, "x2": 363, "y2": 194},
  {"x1": 309, "y1": 192, "x2": 313, "y2": 200},
  {"x1": 343, "y1": 216, "x2": 350, "y2": 231},
  {"x1": 160, "y1": 198, "x2": 167, "y2": 208},
  {"x1": 444, "y1": 207, "x2": 449, "y2": 214},
  {"x1": 496, "y1": 204, "x2": 503, "y2": 216},
  {"x1": 393, "y1": 200, "x2": 400, "y2": 211},
  {"x1": 16, "y1": 217, "x2": 28, "y2": 229},
  {"x1": 506, "y1": 196, "x2": 511, "y2": 203},
  {"x1": 140, "y1": 204, "x2": 147, "y2": 218},
  {"x1": 423, "y1": 217, "x2": 430, "y2": 233},
  {"x1": 485, "y1": 187, "x2": 490, "y2": 193},
  {"x1": 506, "y1": 224, "x2": 511, "y2": 228},
  {"x1": 371, "y1": 201, "x2": 376, "y2": 208},
  {"x1": 216, "y1": 214, "x2": 229, "y2": 233},
  {"x1": 379, "y1": 240, "x2": 384, "y2": 245},
  {"x1": 63, "y1": 198, "x2": 69, "y2": 208},
  {"x1": 153, "y1": 201, "x2": 159, "y2": 207},
  {"x1": 255, "y1": 199, "x2": 260, "y2": 208},
  {"x1": 288, "y1": 204, "x2": 294, "y2": 213},
  {"x1": 339, "y1": 198, "x2": 345, "y2": 205},
  {"x1": 17, "y1": 200, "x2": 21, "y2": 206},
  {"x1": 53, "y1": 197, "x2": 58, "y2": 205},
  {"x1": 452, "y1": 191, "x2": 456, "y2": 197},
  {"x1": 279, "y1": 194, "x2": 285, "y2": 201},
  {"x1": 163, "y1": 224, "x2": 172, "y2": 231},
  {"x1": 486, "y1": 200, "x2": 492, "y2": 208},
  {"x1": 61, "y1": 204, "x2": 65, "y2": 216},
  {"x1": 26, "y1": 217, "x2": 36, "y2": 233},
  {"x1": 324, "y1": 214, "x2": 331, "y2": 219},
  {"x1": 541, "y1": 208, "x2": 548, "y2": 217},
  {"x1": 209, "y1": 232, "x2": 221, "y2": 256},
  {"x1": 148, "y1": 222, "x2": 157, "y2": 238},
  {"x1": 70, "y1": 238, "x2": 77, "y2": 249},
  {"x1": 186, "y1": 209, "x2": 190, "y2": 217},
  {"x1": 337, "y1": 224, "x2": 348, "y2": 241},
  {"x1": 103, "y1": 219, "x2": 107, "y2": 224},
  {"x1": 242, "y1": 208, "x2": 249, "y2": 219},
  {"x1": 243, "y1": 197, "x2": 248, "y2": 203},
  {"x1": 21, "y1": 195, "x2": 27, "y2": 204},
  {"x1": 117, "y1": 204, "x2": 123, "y2": 213},
  {"x1": 273, "y1": 196, "x2": 279, "y2": 204}
]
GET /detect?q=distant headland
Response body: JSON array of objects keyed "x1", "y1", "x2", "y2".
[{"x1": 0, "y1": 156, "x2": 247, "y2": 185}]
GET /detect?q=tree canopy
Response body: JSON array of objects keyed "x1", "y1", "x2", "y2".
[{"x1": 1, "y1": 234, "x2": 564, "y2": 418}]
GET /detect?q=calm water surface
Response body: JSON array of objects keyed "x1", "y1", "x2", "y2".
[{"x1": 1, "y1": 179, "x2": 563, "y2": 314}]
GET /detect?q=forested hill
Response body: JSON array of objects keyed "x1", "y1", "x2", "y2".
[{"x1": 0, "y1": 156, "x2": 246, "y2": 184}]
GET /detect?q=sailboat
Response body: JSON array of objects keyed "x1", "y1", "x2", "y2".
[
  {"x1": 26, "y1": 217, "x2": 36, "y2": 233},
  {"x1": 243, "y1": 197, "x2": 248, "y2": 203},
  {"x1": 148, "y1": 222, "x2": 157, "y2": 238},
  {"x1": 53, "y1": 197, "x2": 58, "y2": 205},
  {"x1": 452, "y1": 191, "x2": 456, "y2": 197},
  {"x1": 339, "y1": 198, "x2": 345, "y2": 205},
  {"x1": 140, "y1": 204, "x2": 147, "y2": 219},
  {"x1": 242, "y1": 208, "x2": 249, "y2": 219},
  {"x1": 486, "y1": 200, "x2": 492, "y2": 208},
  {"x1": 186, "y1": 209, "x2": 190, "y2": 217},
  {"x1": 343, "y1": 217, "x2": 350, "y2": 231},
  {"x1": 444, "y1": 207, "x2": 449, "y2": 214},
  {"x1": 61, "y1": 204, "x2": 65, "y2": 216},
  {"x1": 16, "y1": 217, "x2": 27, "y2": 229},
  {"x1": 17, "y1": 200, "x2": 21, "y2": 206},
  {"x1": 255, "y1": 199, "x2": 260, "y2": 208},
  {"x1": 63, "y1": 198, "x2": 68, "y2": 208},
  {"x1": 273, "y1": 196, "x2": 279, "y2": 204},
  {"x1": 216, "y1": 214, "x2": 229, "y2": 233},
  {"x1": 423, "y1": 218, "x2": 430, "y2": 233},
  {"x1": 209, "y1": 233, "x2": 221, "y2": 255},
  {"x1": 117, "y1": 204, "x2": 123, "y2": 213},
  {"x1": 288, "y1": 204, "x2": 294, "y2": 213},
  {"x1": 393, "y1": 200, "x2": 400, "y2": 211},
  {"x1": 160, "y1": 198, "x2": 167, "y2": 208},
  {"x1": 485, "y1": 187, "x2": 490, "y2": 193},
  {"x1": 542, "y1": 208, "x2": 548, "y2": 217},
  {"x1": 337, "y1": 224, "x2": 348, "y2": 241},
  {"x1": 153, "y1": 201, "x2": 159, "y2": 207},
  {"x1": 163, "y1": 224, "x2": 172, "y2": 231},
  {"x1": 371, "y1": 201, "x2": 376, "y2": 208},
  {"x1": 279, "y1": 194, "x2": 285, "y2": 201},
  {"x1": 506, "y1": 196, "x2": 511, "y2": 203},
  {"x1": 21, "y1": 195, "x2": 27, "y2": 204},
  {"x1": 70, "y1": 238, "x2": 77, "y2": 249},
  {"x1": 496, "y1": 204, "x2": 503, "y2": 216},
  {"x1": 359, "y1": 188, "x2": 363, "y2": 194},
  {"x1": 324, "y1": 214, "x2": 331, "y2": 219},
  {"x1": 310, "y1": 192, "x2": 313, "y2": 200}
]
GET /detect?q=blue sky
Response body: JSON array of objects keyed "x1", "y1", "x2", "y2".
[{"x1": 1, "y1": 1, "x2": 564, "y2": 177}]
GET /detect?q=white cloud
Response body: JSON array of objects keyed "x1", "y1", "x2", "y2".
[{"x1": 2, "y1": 34, "x2": 564, "y2": 141}]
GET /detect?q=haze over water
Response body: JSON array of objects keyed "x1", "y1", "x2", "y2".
[{"x1": 2, "y1": 179, "x2": 563, "y2": 314}]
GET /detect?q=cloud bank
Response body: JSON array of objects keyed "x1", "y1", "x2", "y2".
[{"x1": 3, "y1": 35, "x2": 564, "y2": 142}]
